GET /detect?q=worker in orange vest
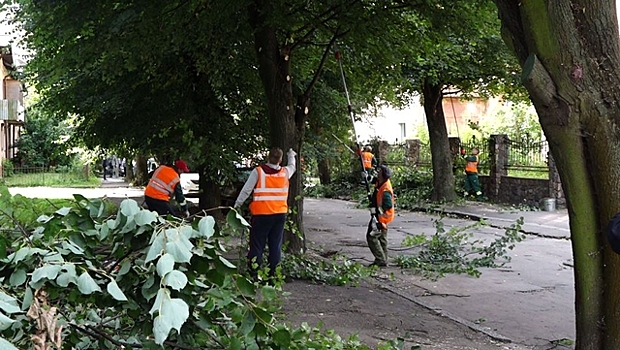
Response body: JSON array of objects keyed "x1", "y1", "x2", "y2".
[
  {"x1": 355, "y1": 144, "x2": 378, "y2": 183},
  {"x1": 367, "y1": 164, "x2": 395, "y2": 267},
  {"x1": 463, "y1": 148, "x2": 482, "y2": 198},
  {"x1": 144, "y1": 159, "x2": 190, "y2": 217},
  {"x1": 234, "y1": 147, "x2": 297, "y2": 279},
  {"x1": 360, "y1": 145, "x2": 377, "y2": 171}
]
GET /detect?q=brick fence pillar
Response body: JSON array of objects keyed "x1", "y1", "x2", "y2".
[
  {"x1": 449, "y1": 137, "x2": 461, "y2": 157},
  {"x1": 377, "y1": 140, "x2": 389, "y2": 165},
  {"x1": 488, "y1": 134, "x2": 508, "y2": 200},
  {"x1": 406, "y1": 139, "x2": 420, "y2": 166}
]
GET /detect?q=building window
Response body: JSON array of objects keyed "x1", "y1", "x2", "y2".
[{"x1": 399, "y1": 123, "x2": 406, "y2": 140}]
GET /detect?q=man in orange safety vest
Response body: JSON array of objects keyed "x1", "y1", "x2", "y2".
[
  {"x1": 234, "y1": 147, "x2": 297, "y2": 279},
  {"x1": 144, "y1": 159, "x2": 190, "y2": 217},
  {"x1": 367, "y1": 164, "x2": 395, "y2": 267}
]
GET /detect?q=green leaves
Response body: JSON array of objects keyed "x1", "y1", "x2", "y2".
[
  {"x1": 150, "y1": 288, "x2": 189, "y2": 345},
  {"x1": 156, "y1": 253, "x2": 175, "y2": 277},
  {"x1": 226, "y1": 209, "x2": 250, "y2": 231},
  {"x1": 77, "y1": 271, "x2": 102, "y2": 294},
  {"x1": 0, "y1": 189, "x2": 381, "y2": 349},
  {"x1": 106, "y1": 279, "x2": 128, "y2": 301}
]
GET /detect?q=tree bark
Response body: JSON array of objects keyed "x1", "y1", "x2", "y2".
[
  {"x1": 422, "y1": 81, "x2": 457, "y2": 202},
  {"x1": 249, "y1": 0, "x2": 305, "y2": 254},
  {"x1": 318, "y1": 158, "x2": 331, "y2": 185},
  {"x1": 495, "y1": 1, "x2": 620, "y2": 348},
  {"x1": 133, "y1": 154, "x2": 148, "y2": 186},
  {"x1": 197, "y1": 164, "x2": 224, "y2": 220}
]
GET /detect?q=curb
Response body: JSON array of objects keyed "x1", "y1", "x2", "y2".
[{"x1": 413, "y1": 206, "x2": 570, "y2": 240}]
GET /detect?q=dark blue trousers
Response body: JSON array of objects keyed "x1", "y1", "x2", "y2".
[{"x1": 248, "y1": 214, "x2": 286, "y2": 275}]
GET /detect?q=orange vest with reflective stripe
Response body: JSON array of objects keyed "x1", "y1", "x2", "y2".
[
  {"x1": 361, "y1": 152, "x2": 374, "y2": 169},
  {"x1": 144, "y1": 166, "x2": 180, "y2": 201},
  {"x1": 377, "y1": 179, "x2": 395, "y2": 225},
  {"x1": 465, "y1": 156, "x2": 478, "y2": 173},
  {"x1": 249, "y1": 166, "x2": 289, "y2": 215}
]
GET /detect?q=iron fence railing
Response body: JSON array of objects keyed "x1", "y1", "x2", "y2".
[
  {"x1": 379, "y1": 135, "x2": 550, "y2": 176},
  {"x1": 504, "y1": 136, "x2": 549, "y2": 172},
  {"x1": 1, "y1": 165, "x2": 91, "y2": 186}
]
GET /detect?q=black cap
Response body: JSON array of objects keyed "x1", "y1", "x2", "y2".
[
  {"x1": 378, "y1": 164, "x2": 392, "y2": 179},
  {"x1": 606, "y1": 212, "x2": 620, "y2": 254}
]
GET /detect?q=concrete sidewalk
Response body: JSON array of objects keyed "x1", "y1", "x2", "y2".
[{"x1": 425, "y1": 201, "x2": 570, "y2": 240}]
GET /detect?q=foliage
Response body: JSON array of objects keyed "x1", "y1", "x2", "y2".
[
  {"x1": 0, "y1": 188, "x2": 409, "y2": 349},
  {"x1": 390, "y1": 166, "x2": 435, "y2": 209},
  {"x1": 477, "y1": 103, "x2": 542, "y2": 143},
  {"x1": 305, "y1": 174, "x2": 367, "y2": 201},
  {"x1": 394, "y1": 217, "x2": 525, "y2": 280},
  {"x1": 6, "y1": 0, "x2": 265, "y2": 175},
  {"x1": 279, "y1": 253, "x2": 372, "y2": 286},
  {"x1": 2, "y1": 159, "x2": 14, "y2": 177},
  {"x1": 14, "y1": 104, "x2": 75, "y2": 168}
]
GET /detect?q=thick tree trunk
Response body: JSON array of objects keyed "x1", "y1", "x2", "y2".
[
  {"x1": 197, "y1": 165, "x2": 224, "y2": 221},
  {"x1": 134, "y1": 154, "x2": 148, "y2": 186},
  {"x1": 495, "y1": 1, "x2": 620, "y2": 348},
  {"x1": 318, "y1": 158, "x2": 331, "y2": 185},
  {"x1": 249, "y1": 1, "x2": 305, "y2": 254},
  {"x1": 422, "y1": 82, "x2": 457, "y2": 202}
]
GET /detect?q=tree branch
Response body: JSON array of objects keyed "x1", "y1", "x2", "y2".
[
  {"x1": 0, "y1": 208, "x2": 33, "y2": 245},
  {"x1": 302, "y1": 32, "x2": 341, "y2": 98}
]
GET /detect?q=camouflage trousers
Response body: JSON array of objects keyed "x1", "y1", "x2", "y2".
[{"x1": 366, "y1": 218, "x2": 388, "y2": 264}]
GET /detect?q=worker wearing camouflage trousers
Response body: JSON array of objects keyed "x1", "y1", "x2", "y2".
[
  {"x1": 366, "y1": 165, "x2": 395, "y2": 267},
  {"x1": 464, "y1": 148, "x2": 482, "y2": 198}
]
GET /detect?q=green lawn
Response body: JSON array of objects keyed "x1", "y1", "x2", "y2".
[{"x1": 1, "y1": 171, "x2": 101, "y2": 187}]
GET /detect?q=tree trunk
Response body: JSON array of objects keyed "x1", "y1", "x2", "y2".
[
  {"x1": 249, "y1": 1, "x2": 305, "y2": 254},
  {"x1": 134, "y1": 154, "x2": 148, "y2": 186},
  {"x1": 198, "y1": 165, "x2": 224, "y2": 221},
  {"x1": 318, "y1": 158, "x2": 331, "y2": 185},
  {"x1": 495, "y1": 1, "x2": 620, "y2": 348},
  {"x1": 422, "y1": 81, "x2": 457, "y2": 202}
]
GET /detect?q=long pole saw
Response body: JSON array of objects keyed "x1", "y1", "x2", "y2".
[
  {"x1": 334, "y1": 42, "x2": 377, "y2": 226},
  {"x1": 334, "y1": 43, "x2": 370, "y2": 192}
]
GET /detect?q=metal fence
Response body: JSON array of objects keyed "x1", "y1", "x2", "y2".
[
  {"x1": 383, "y1": 135, "x2": 550, "y2": 177},
  {"x1": 504, "y1": 136, "x2": 549, "y2": 172},
  {"x1": 1, "y1": 166, "x2": 91, "y2": 186}
]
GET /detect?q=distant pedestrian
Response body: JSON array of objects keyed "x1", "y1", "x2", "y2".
[
  {"x1": 366, "y1": 164, "x2": 395, "y2": 267},
  {"x1": 102, "y1": 157, "x2": 107, "y2": 180},
  {"x1": 234, "y1": 147, "x2": 297, "y2": 279},
  {"x1": 144, "y1": 159, "x2": 190, "y2": 218},
  {"x1": 463, "y1": 148, "x2": 482, "y2": 198}
]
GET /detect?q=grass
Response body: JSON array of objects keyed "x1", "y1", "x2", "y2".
[
  {"x1": 1, "y1": 172, "x2": 101, "y2": 187},
  {"x1": 507, "y1": 169, "x2": 548, "y2": 179}
]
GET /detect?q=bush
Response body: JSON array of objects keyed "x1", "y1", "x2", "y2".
[{"x1": 1, "y1": 159, "x2": 14, "y2": 177}]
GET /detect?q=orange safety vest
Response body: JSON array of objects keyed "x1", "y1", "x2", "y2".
[
  {"x1": 377, "y1": 179, "x2": 395, "y2": 225},
  {"x1": 144, "y1": 166, "x2": 180, "y2": 201},
  {"x1": 465, "y1": 156, "x2": 478, "y2": 173},
  {"x1": 361, "y1": 152, "x2": 374, "y2": 170},
  {"x1": 249, "y1": 166, "x2": 289, "y2": 215}
]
